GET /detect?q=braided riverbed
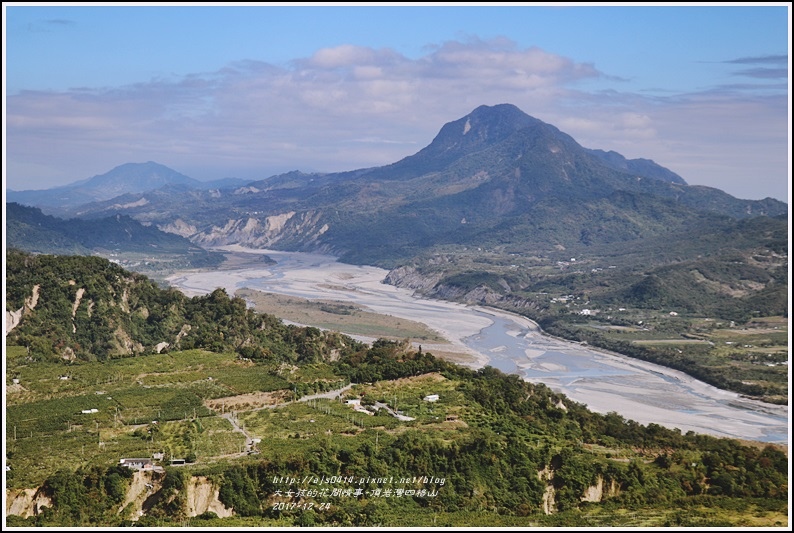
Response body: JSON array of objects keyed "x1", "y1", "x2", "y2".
[{"x1": 167, "y1": 246, "x2": 788, "y2": 445}]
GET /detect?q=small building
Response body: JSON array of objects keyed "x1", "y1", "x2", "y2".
[
  {"x1": 423, "y1": 394, "x2": 440, "y2": 402},
  {"x1": 120, "y1": 458, "x2": 155, "y2": 470}
]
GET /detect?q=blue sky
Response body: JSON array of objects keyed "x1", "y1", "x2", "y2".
[{"x1": 3, "y1": 3, "x2": 791, "y2": 201}]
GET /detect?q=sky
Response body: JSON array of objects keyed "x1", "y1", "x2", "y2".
[{"x1": 2, "y1": 3, "x2": 791, "y2": 202}]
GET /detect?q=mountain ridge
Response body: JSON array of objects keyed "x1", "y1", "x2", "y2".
[
  {"x1": 5, "y1": 202, "x2": 224, "y2": 270},
  {"x1": 6, "y1": 161, "x2": 250, "y2": 210},
  {"x1": 8, "y1": 104, "x2": 787, "y2": 267}
]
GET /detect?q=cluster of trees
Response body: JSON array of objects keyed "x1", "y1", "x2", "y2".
[
  {"x1": 5, "y1": 465, "x2": 134, "y2": 527},
  {"x1": 334, "y1": 339, "x2": 452, "y2": 383},
  {"x1": 211, "y1": 357, "x2": 780, "y2": 518},
  {"x1": 6, "y1": 250, "x2": 363, "y2": 364}
]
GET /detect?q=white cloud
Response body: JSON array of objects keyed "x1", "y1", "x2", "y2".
[{"x1": 5, "y1": 38, "x2": 788, "y2": 201}]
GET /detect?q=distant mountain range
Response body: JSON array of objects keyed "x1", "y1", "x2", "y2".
[
  {"x1": 7, "y1": 104, "x2": 787, "y2": 269},
  {"x1": 5, "y1": 103, "x2": 789, "y2": 404},
  {"x1": 5, "y1": 202, "x2": 223, "y2": 270},
  {"x1": 6, "y1": 161, "x2": 248, "y2": 210}
]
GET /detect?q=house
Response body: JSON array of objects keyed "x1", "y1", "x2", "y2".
[
  {"x1": 119, "y1": 458, "x2": 155, "y2": 470},
  {"x1": 423, "y1": 394, "x2": 440, "y2": 402}
]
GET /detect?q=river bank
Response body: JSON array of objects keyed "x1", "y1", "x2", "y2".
[{"x1": 166, "y1": 246, "x2": 789, "y2": 444}]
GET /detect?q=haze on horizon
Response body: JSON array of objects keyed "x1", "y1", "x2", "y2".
[{"x1": 3, "y1": 3, "x2": 791, "y2": 202}]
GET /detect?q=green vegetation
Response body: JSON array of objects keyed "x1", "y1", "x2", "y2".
[
  {"x1": 389, "y1": 214, "x2": 788, "y2": 403},
  {"x1": 535, "y1": 315, "x2": 788, "y2": 404},
  {"x1": 4, "y1": 251, "x2": 788, "y2": 527},
  {"x1": 5, "y1": 202, "x2": 224, "y2": 270},
  {"x1": 6, "y1": 347, "x2": 788, "y2": 527},
  {"x1": 6, "y1": 249, "x2": 363, "y2": 363}
]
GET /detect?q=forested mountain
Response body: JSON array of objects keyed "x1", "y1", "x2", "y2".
[
  {"x1": 26, "y1": 104, "x2": 785, "y2": 268},
  {"x1": 5, "y1": 203, "x2": 223, "y2": 270},
  {"x1": 5, "y1": 249, "x2": 357, "y2": 362}
]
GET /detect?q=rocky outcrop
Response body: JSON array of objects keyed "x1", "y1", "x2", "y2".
[
  {"x1": 185, "y1": 476, "x2": 233, "y2": 518},
  {"x1": 537, "y1": 465, "x2": 557, "y2": 515},
  {"x1": 537, "y1": 464, "x2": 619, "y2": 515},
  {"x1": 190, "y1": 211, "x2": 329, "y2": 250},
  {"x1": 385, "y1": 264, "x2": 546, "y2": 313},
  {"x1": 581, "y1": 476, "x2": 620, "y2": 502},
  {"x1": 117, "y1": 470, "x2": 158, "y2": 520},
  {"x1": 8, "y1": 471, "x2": 232, "y2": 522},
  {"x1": 383, "y1": 265, "x2": 443, "y2": 293},
  {"x1": 5, "y1": 488, "x2": 52, "y2": 518},
  {"x1": 5, "y1": 284, "x2": 40, "y2": 336},
  {"x1": 158, "y1": 218, "x2": 199, "y2": 238}
]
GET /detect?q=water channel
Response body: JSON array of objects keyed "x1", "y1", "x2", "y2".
[{"x1": 167, "y1": 247, "x2": 789, "y2": 445}]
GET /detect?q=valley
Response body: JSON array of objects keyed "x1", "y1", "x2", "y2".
[
  {"x1": 165, "y1": 247, "x2": 789, "y2": 444},
  {"x1": 5, "y1": 103, "x2": 788, "y2": 527}
]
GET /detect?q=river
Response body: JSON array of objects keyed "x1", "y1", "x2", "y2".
[{"x1": 167, "y1": 246, "x2": 789, "y2": 445}]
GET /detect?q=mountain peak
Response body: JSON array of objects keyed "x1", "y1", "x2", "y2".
[
  {"x1": 375, "y1": 104, "x2": 551, "y2": 177},
  {"x1": 442, "y1": 103, "x2": 545, "y2": 145},
  {"x1": 7, "y1": 161, "x2": 200, "y2": 210},
  {"x1": 87, "y1": 161, "x2": 196, "y2": 186}
]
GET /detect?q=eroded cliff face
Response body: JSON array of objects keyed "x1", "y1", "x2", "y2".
[
  {"x1": 383, "y1": 266, "x2": 443, "y2": 293},
  {"x1": 5, "y1": 284, "x2": 40, "y2": 335},
  {"x1": 185, "y1": 476, "x2": 233, "y2": 518},
  {"x1": 536, "y1": 467, "x2": 621, "y2": 515},
  {"x1": 190, "y1": 211, "x2": 330, "y2": 250},
  {"x1": 581, "y1": 476, "x2": 621, "y2": 503},
  {"x1": 7, "y1": 466, "x2": 621, "y2": 520},
  {"x1": 537, "y1": 465, "x2": 557, "y2": 515},
  {"x1": 6, "y1": 470, "x2": 232, "y2": 522},
  {"x1": 5, "y1": 488, "x2": 52, "y2": 519}
]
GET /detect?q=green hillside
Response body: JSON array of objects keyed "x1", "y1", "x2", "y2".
[
  {"x1": 5, "y1": 249, "x2": 356, "y2": 363},
  {"x1": 4, "y1": 252, "x2": 789, "y2": 527},
  {"x1": 6, "y1": 203, "x2": 223, "y2": 271}
]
